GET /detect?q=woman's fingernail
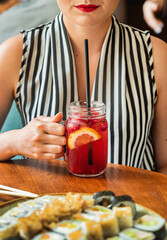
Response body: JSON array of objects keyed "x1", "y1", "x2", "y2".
[
  {"x1": 59, "y1": 120, "x2": 65, "y2": 126},
  {"x1": 154, "y1": 23, "x2": 164, "y2": 34}
]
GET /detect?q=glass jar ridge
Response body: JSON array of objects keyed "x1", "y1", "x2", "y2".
[{"x1": 68, "y1": 101, "x2": 106, "y2": 119}]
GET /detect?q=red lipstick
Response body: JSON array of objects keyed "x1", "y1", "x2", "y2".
[{"x1": 75, "y1": 4, "x2": 99, "y2": 12}]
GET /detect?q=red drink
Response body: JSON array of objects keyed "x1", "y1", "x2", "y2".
[{"x1": 66, "y1": 101, "x2": 108, "y2": 177}]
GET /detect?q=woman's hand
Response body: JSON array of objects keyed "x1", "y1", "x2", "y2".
[
  {"x1": 143, "y1": 0, "x2": 164, "y2": 33},
  {"x1": 14, "y1": 113, "x2": 66, "y2": 160}
]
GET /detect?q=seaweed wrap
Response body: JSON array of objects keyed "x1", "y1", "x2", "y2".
[
  {"x1": 32, "y1": 231, "x2": 66, "y2": 240},
  {"x1": 93, "y1": 191, "x2": 116, "y2": 207},
  {"x1": 119, "y1": 228, "x2": 155, "y2": 240},
  {"x1": 93, "y1": 191, "x2": 116, "y2": 199},
  {"x1": 84, "y1": 206, "x2": 119, "y2": 237},
  {"x1": 134, "y1": 214, "x2": 166, "y2": 239},
  {"x1": 0, "y1": 217, "x2": 18, "y2": 239},
  {"x1": 112, "y1": 206, "x2": 133, "y2": 230}
]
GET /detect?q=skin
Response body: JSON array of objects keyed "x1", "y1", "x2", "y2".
[
  {"x1": 0, "y1": 1, "x2": 166, "y2": 174},
  {"x1": 0, "y1": 0, "x2": 20, "y2": 14},
  {"x1": 143, "y1": 0, "x2": 165, "y2": 33}
]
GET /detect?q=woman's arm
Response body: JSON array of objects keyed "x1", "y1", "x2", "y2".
[
  {"x1": 151, "y1": 36, "x2": 167, "y2": 174},
  {"x1": 0, "y1": 35, "x2": 23, "y2": 125},
  {"x1": 0, "y1": 36, "x2": 66, "y2": 160},
  {"x1": 143, "y1": 0, "x2": 165, "y2": 33},
  {"x1": 0, "y1": 35, "x2": 22, "y2": 159}
]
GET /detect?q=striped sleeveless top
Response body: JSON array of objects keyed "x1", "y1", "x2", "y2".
[{"x1": 16, "y1": 13, "x2": 157, "y2": 170}]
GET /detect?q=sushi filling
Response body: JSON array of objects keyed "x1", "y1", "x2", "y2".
[
  {"x1": 135, "y1": 214, "x2": 166, "y2": 232},
  {"x1": 119, "y1": 228, "x2": 155, "y2": 240}
]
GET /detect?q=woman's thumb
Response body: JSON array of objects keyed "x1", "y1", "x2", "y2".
[{"x1": 52, "y1": 112, "x2": 63, "y2": 123}]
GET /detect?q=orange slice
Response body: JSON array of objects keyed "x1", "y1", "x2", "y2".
[{"x1": 68, "y1": 127, "x2": 101, "y2": 149}]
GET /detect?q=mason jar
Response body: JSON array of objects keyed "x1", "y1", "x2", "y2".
[{"x1": 66, "y1": 101, "x2": 108, "y2": 177}]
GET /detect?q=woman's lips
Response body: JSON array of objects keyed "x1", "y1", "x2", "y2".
[{"x1": 75, "y1": 4, "x2": 99, "y2": 12}]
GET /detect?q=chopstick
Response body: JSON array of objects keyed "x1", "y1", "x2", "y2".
[
  {"x1": 0, "y1": 184, "x2": 38, "y2": 198},
  {"x1": 0, "y1": 190, "x2": 38, "y2": 198}
]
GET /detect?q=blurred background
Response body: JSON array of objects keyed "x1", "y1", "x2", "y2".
[
  {"x1": 0, "y1": 0, "x2": 166, "y2": 42},
  {"x1": 116, "y1": 0, "x2": 167, "y2": 42}
]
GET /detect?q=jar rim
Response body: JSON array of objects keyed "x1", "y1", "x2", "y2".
[
  {"x1": 69, "y1": 101, "x2": 105, "y2": 108},
  {"x1": 68, "y1": 101, "x2": 106, "y2": 119}
]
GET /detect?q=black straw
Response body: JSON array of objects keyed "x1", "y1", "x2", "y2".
[
  {"x1": 84, "y1": 39, "x2": 91, "y2": 111},
  {"x1": 84, "y1": 39, "x2": 93, "y2": 165}
]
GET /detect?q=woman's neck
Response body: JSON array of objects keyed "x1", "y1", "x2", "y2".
[
  {"x1": 63, "y1": 16, "x2": 111, "y2": 57},
  {"x1": 62, "y1": 16, "x2": 112, "y2": 101}
]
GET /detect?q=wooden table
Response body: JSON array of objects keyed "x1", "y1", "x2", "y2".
[
  {"x1": 0, "y1": 0, "x2": 20, "y2": 14},
  {"x1": 0, "y1": 159, "x2": 167, "y2": 219}
]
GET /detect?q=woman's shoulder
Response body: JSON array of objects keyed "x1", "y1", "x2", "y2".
[
  {"x1": 2, "y1": 33, "x2": 23, "y2": 46},
  {"x1": 151, "y1": 36, "x2": 167, "y2": 88},
  {"x1": 0, "y1": 34, "x2": 23, "y2": 89},
  {"x1": 0, "y1": 34, "x2": 23, "y2": 65},
  {"x1": 151, "y1": 35, "x2": 167, "y2": 50},
  {"x1": 151, "y1": 35, "x2": 167, "y2": 70}
]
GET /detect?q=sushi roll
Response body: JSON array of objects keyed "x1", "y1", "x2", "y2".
[
  {"x1": 49, "y1": 220, "x2": 86, "y2": 240},
  {"x1": 85, "y1": 205, "x2": 113, "y2": 215},
  {"x1": 0, "y1": 217, "x2": 18, "y2": 239},
  {"x1": 134, "y1": 214, "x2": 166, "y2": 239},
  {"x1": 108, "y1": 195, "x2": 136, "y2": 218},
  {"x1": 71, "y1": 213, "x2": 103, "y2": 240},
  {"x1": 32, "y1": 231, "x2": 66, "y2": 240},
  {"x1": 36, "y1": 195, "x2": 58, "y2": 203},
  {"x1": 42, "y1": 193, "x2": 94, "y2": 227},
  {"x1": 119, "y1": 228, "x2": 155, "y2": 240},
  {"x1": 1, "y1": 203, "x2": 43, "y2": 239},
  {"x1": 84, "y1": 206, "x2": 119, "y2": 237},
  {"x1": 2, "y1": 206, "x2": 34, "y2": 220},
  {"x1": 18, "y1": 199, "x2": 46, "y2": 211},
  {"x1": 93, "y1": 191, "x2": 116, "y2": 207},
  {"x1": 112, "y1": 206, "x2": 133, "y2": 230},
  {"x1": 17, "y1": 210, "x2": 44, "y2": 240},
  {"x1": 93, "y1": 191, "x2": 116, "y2": 199}
]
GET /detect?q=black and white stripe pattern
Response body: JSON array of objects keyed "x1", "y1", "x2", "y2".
[{"x1": 16, "y1": 13, "x2": 157, "y2": 170}]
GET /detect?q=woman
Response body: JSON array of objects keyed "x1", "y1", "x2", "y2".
[{"x1": 0, "y1": 0, "x2": 167, "y2": 174}]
